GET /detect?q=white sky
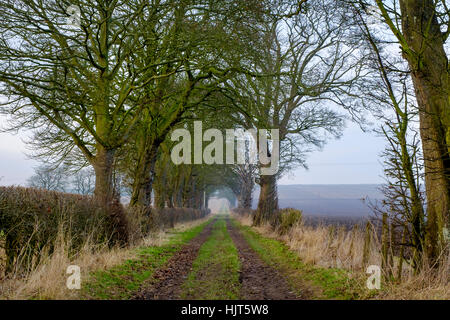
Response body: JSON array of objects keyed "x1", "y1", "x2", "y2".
[
  {"x1": 0, "y1": 114, "x2": 386, "y2": 187},
  {"x1": 0, "y1": 127, "x2": 37, "y2": 186},
  {"x1": 279, "y1": 122, "x2": 386, "y2": 185}
]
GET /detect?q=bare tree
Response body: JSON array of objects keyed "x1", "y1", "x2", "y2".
[
  {"x1": 0, "y1": 0, "x2": 172, "y2": 205},
  {"x1": 114, "y1": 0, "x2": 265, "y2": 208},
  {"x1": 27, "y1": 165, "x2": 67, "y2": 192},
  {"x1": 350, "y1": 3, "x2": 427, "y2": 270},
  {"x1": 367, "y1": 0, "x2": 450, "y2": 264},
  {"x1": 72, "y1": 167, "x2": 95, "y2": 195},
  {"x1": 225, "y1": 0, "x2": 365, "y2": 224}
]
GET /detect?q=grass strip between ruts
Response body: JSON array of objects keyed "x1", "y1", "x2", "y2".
[{"x1": 180, "y1": 216, "x2": 241, "y2": 300}]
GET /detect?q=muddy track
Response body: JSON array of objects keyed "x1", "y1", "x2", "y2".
[
  {"x1": 226, "y1": 219, "x2": 300, "y2": 300},
  {"x1": 133, "y1": 219, "x2": 216, "y2": 300}
]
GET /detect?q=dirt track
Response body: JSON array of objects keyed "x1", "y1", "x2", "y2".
[
  {"x1": 225, "y1": 219, "x2": 299, "y2": 300},
  {"x1": 133, "y1": 220, "x2": 215, "y2": 300},
  {"x1": 134, "y1": 216, "x2": 301, "y2": 300}
]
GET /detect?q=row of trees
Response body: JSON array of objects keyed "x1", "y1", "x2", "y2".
[
  {"x1": 0, "y1": 0, "x2": 355, "y2": 212},
  {"x1": 0, "y1": 0, "x2": 262, "y2": 206},
  {"x1": 0, "y1": 0, "x2": 448, "y2": 269}
]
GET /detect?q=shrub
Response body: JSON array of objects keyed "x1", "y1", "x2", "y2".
[
  {"x1": 151, "y1": 207, "x2": 210, "y2": 229},
  {"x1": 0, "y1": 186, "x2": 210, "y2": 275},
  {"x1": 126, "y1": 205, "x2": 211, "y2": 239},
  {"x1": 231, "y1": 208, "x2": 255, "y2": 216},
  {"x1": 272, "y1": 208, "x2": 303, "y2": 235},
  {"x1": 0, "y1": 187, "x2": 127, "y2": 274},
  {"x1": 107, "y1": 199, "x2": 130, "y2": 247}
]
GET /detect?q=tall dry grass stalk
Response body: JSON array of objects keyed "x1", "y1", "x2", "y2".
[
  {"x1": 378, "y1": 253, "x2": 450, "y2": 299},
  {"x1": 233, "y1": 213, "x2": 449, "y2": 299},
  {"x1": 0, "y1": 216, "x2": 210, "y2": 300}
]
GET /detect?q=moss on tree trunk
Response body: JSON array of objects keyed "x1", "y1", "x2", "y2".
[
  {"x1": 93, "y1": 146, "x2": 116, "y2": 206},
  {"x1": 398, "y1": 0, "x2": 450, "y2": 262},
  {"x1": 253, "y1": 174, "x2": 278, "y2": 226}
]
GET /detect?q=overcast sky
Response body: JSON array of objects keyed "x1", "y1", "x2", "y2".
[
  {"x1": 0, "y1": 126, "x2": 37, "y2": 186},
  {"x1": 0, "y1": 114, "x2": 386, "y2": 187},
  {"x1": 278, "y1": 122, "x2": 386, "y2": 185}
]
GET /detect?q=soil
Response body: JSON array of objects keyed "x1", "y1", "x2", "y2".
[
  {"x1": 225, "y1": 219, "x2": 301, "y2": 300},
  {"x1": 133, "y1": 219, "x2": 215, "y2": 300},
  {"x1": 133, "y1": 217, "x2": 306, "y2": 300}
]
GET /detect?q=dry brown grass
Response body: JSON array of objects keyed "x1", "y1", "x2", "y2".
[
  {"x1": 233, "y1": 212, "x2": 449, "y2": 300},
  {"x1": 378, "y1": 262, "x2": 450, "y2": 299},
  {"x1": 0, "y1": 186, "x2": 212, "y2": 299},
  {"x1": 0, "y1": 216, "x2": 210, "y2": 300},
  {"x1": 0, "y1": 187, "x2": 129, "y2": 277},
  {"x1": 233, "y1": 213, "x2": 378, "y2": 270}
]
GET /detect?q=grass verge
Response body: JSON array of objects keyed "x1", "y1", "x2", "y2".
[
  {"x1": 181, "y1": 216, "x2": 241, "y2": 300},
  {"x1": 82, "y1": 219, "x2": 212, "y2": 300},
  {"x1": 232, "y1": 219, "x2": 370, "y2": 300}
]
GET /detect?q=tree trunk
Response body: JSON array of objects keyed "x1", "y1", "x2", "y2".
[
  {"x1": 194, "y1": 188, "x2": 203, "y2": 210},
  {"x1": 130, "y1": 142, "x2": 160, "y2": 207},
  {"x1": 205, "y1": 193, "x2": 210, "y2": 209},
  {"x1": 381, "y1": 212, "x2": 390, "y2": 278},
  {"x1": 237, "y1": 196, "x2": 243, "y2": 208},
  {"x1": 93, "y1": 146, "x2": 116, "y2": 206},
  {"x1": 175, "y1": 179, "x2": 183, "y2": 207},
  {"x1": 154, "y1": 184, "x2": 166, "y2": 209},
  {"x1": 182, "y1": 169, "x2": 192, "y2": 207},
  {"x1": 241, "y1": 177, "x2": 254, "y2": 209},
  {"x1": 399, "y1": 127, "x2": 425, "y2": 268},
  {"x1": 166, "y1": 187, "x2": 174, "y2": 208},
  {"x1": 167, "y1": 197, "x2": 174, "y2": 208},
  {"x1": 253, "y1": 174, "x2": 278, "y2": 226},
  {"x1": 399, "y1": 0, "x2": 450, "y2": 262}
]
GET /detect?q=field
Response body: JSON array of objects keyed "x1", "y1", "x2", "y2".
[{"x1": 1, "y1": 208, "x2": 447, "y2": 300}]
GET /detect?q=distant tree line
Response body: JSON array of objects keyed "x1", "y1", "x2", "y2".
[{"x1": 27, "y1": 165, "x2": 95, "y2": 195}]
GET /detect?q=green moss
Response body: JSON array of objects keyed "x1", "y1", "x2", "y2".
[{"x1": 181, "y1": 217, "x2": 241, "y2": 300}]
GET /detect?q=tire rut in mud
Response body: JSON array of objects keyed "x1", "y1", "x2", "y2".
[
  {"x1": 226, "y1": 219, "x2": 301, "y2": 300},
  {"x1": 133, "y1": 219, "x2": 215, "y2": 300}
]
